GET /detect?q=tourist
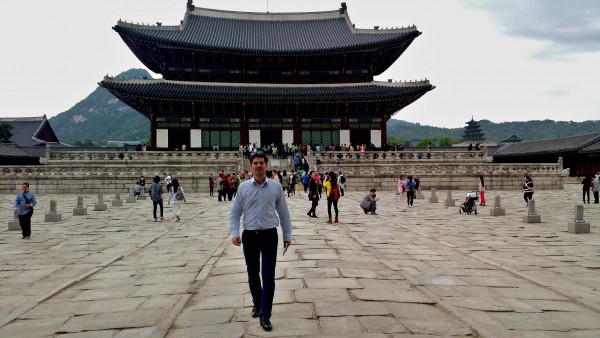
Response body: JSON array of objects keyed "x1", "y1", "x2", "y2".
[
  {"x1": 468, "y1": 143, "x2": 473, "y2": 151},
  {"x1": 13, "y1": 182, "x2": 37, "y2": 240},
  {"x1": 414, "y1": 175, "x2": 420, "y2": 196},
  {"x1": 208, "y1": 172, "x2": 215, "y2": 196},
  {"x1": 139, "y1": 175, "x2": 146, "y2": 193},
  {"x1": 523, "y1": 174, "x2": 534, "y2": 207},
  {"x1": 360, "y1": 189, "x2": 379, "y2": 215},
  {"x1": 132, "y1": 181, "x2": 142, "y2": 199},
  {"x1": 229, "y1": 152, "x2": 293, "y2": 332},
  {"x1": 216, "y1": 175, "x2": 224, "y2": 202},
  {"x1": 231, "y1": 172, "x2": 240, "y2": 198},
  {"x1": 593, "y1": 173, "x2": 600, "y2": 204},
  {"x1": 315, "y1": 172, "x2": 323, "y2": 198},
  {"x1": 302, "y1": 171, "x2": 310, "y2": 193},
  {"x1": 323, "y1": 171, "x2": 340, "y2": 223},
  {"x1": 307, "y1": 171, "x2": 320, "y2": 218},
  {"x1": 289, "y1": 171, "x2": 296, "y2": 197},
  {"x1": 582, "y1": 175, "x2": 592, "y2": 204},
  {"x1": 281, "y1": 170, "x2": 289, "y2": 196},
  {"x1": 479, "y1": 176, "x2": 486, "y2": 206},
  {"x1": 405, "y1": 176, "x2": 416, "y2": 207},
  {"x1": 164, "y1": 172, "x2": 173, "y2": 191},
  {"x1": 150, "y1": 175, "x2": 164, "y2": 221},
  {"x1": 397, "y1": 175, "x2": 406, "y2": 202},
  {"x1": 223, "y1": 174, "x2": 233, "y2": 201},
  {"x1": 168, "y1": 178, "x2": 186, "y2": 221},
  {"x1": 338, "y1": 172, "x2": 346, "y2": 196}
]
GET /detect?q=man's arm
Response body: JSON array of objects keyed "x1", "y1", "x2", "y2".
[
  {"x1": 229, "y1": 186, "x2": 244, "y2": 241},
  {"x1": 31, "y1": 194, "x2": 37, "y2": 207},
  {"x1": 275, "y1": 187, "x2": 292, "y2": 242}
]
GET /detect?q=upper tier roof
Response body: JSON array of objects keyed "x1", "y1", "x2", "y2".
[
  {"x1": 114, "y1": 4, "x2": 420, "y2": 54},
  {"x1": 99, "y1": 77, "x2": 434, "y2": 103}
]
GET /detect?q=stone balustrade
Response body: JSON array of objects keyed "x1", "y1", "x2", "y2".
[
  {"x1": 316, "y1": 150, "x2": 489, "y2": 162},
  {"x1": 46, "y1": 150, "x2": 240, "y2": 163}
]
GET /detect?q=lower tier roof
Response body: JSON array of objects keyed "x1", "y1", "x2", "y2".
[{"x1": 100, "y1": 78, "x2": 433, "y2": 104}]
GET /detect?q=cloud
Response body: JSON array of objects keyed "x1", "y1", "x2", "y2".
[{"x1": 462, "y1": 0, "x2": 600, "y2": 58}]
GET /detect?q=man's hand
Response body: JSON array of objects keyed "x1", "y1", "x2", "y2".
[
  {"x1": 231, "y1": 237, "x2": 241, "y2": 246},
  {"x1": 284, "y1": 240, "x2": 292, "y2": 247}
]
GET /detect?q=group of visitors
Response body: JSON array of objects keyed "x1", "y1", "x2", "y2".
[
  {"x1": 147, "y1": 172, "x2": 187, "y2": 222},
  {"x1": 581, "y1": 172, "x2": 600, "y2": 204},
  {"x1": 396, "y1": 175, "x2": 421, "y2": 207},
  {"x1": 209, "y1": 170, "x2": 249, "y2": 201}
]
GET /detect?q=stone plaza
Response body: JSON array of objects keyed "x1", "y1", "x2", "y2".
[{"x1": 1, "y1": 183, "x2": 599, "y2": 337}]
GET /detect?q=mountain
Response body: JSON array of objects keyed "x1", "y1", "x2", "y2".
[
  {"x1": 387, "y1": 119, "x2": 600, "y2": 144},
  {"x1": 49, "y1": 69, "x2": 151, "y2": 145},
  {"x1": 49, "y1": 68, "x2": 600, "y2": 146}
]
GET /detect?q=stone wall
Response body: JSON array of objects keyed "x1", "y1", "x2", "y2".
[{"x1": 0, "y1": 149, "x2": 563, "y2": 194}]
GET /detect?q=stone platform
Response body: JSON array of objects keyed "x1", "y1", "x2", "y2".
[{"x1": 0, "y1": 184, "x2": 598, "y2": 337}]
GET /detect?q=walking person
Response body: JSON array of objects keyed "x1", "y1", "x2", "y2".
[
  {"x1": 323, "y1": 171, "x2": 341, "y2": 223},
  {"x1": 479, "y1": 176, "x2": 486, "y2": 206},
  {"x1": 229, "y1": 153, "x2": 293, "y2": 332},
  {"x1": 338, "y1": 172, "x2": 346, "y2": 196},
  {"x1": 582, "y1": 175, "x2": 592, "y2": 204},
  {"x1": 281, "y1": 170, "x2": 290, "y2": 197},
  {"x1": 13, "y1": 182, "x2": 37, "y2": 239},
  {"x1": 150, "y1": 175, "x2": 164, "y2": 221},
  {"x1": 209, "y1": 173, "x2": 215, "y2": 196},
  {"x1": 405, "y1": 175, "x2": 416, "y2": 207},
  {"x1": 523, "y1": 174, "x2": 534, "y2": 207},
  {"x1": 306, "y1": 171, "x2": 320, "y2": 217},
  {"x1": 397, "y1": 175, "x2": 406, "y2": 202},
  {"x1": 168, "y1": 178, "x2": 186, "y2": 221}
]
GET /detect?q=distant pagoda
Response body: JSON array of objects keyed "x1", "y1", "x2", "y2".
[
  {"x1": 462, "y1": 117, "x2": 485, "y2": 143},
  {"x1": 100, "y1": 1, "x2": 434, "y2": 150}
]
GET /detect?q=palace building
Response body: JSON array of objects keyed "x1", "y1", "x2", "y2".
[{"x1": 100, "y1": 1, "x2": 434, "y2": 150}]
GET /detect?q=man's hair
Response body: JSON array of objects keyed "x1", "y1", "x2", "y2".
[
  {"x1": 22, "y1": 182, "x2": 29, "y2": 187},
  {"x1": 250, "y1": 152, "x2": 268, "y2": 164},
  {"x1": 370, "y1": 189, "x2": 377, "y2": 193},
  {"x1": 153, "y1": 176, "x2": 161, "y2": 183}
]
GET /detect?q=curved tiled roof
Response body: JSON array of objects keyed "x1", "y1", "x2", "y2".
[
  {"x1": 99, "y1": 78, "x2": 434, "y2": 103},
  {"x1": 114, "y1": 6, "x2": 420, "y2": 54},
  {"x1": 493, "y1": 132, "x2": 600, "y2": 157}
]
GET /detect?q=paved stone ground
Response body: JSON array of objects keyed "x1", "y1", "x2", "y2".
[{"x1": 1, "y1": 184, "x2": 599, "y2": 337}]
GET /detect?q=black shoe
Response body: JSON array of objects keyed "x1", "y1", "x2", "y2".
[
  {"x1": 260, "y1": 317, "x2": 273, "y2": 331},
  {"x1": 307, "y1": 212, "x2": 311, "y2": 216},
  {"x1": 251, "y1": 305, "x2": 261, "y2": 318}
]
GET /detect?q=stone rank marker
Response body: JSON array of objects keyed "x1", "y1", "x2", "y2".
[
  {"x1": 125, "y1": 191, "x2": 137, "y2": 203},
  {"x1": 523, "y1": 200, "x2": 541, "y2": 223},
  {"x1": 45, "y1": 200, "x2": 62, "y2": 222},
  {"x1": 444, "y1": 191, "x2": 455, "y2": 207},
  {"x1": 8, "y1": 210, "x2": 20, "y2": 231},
  {"x1": 428, "y1": 188, "x2": 438, "y2": 203},
  {"x1": 94, "y1": 193, "x2": 108, "y2": 211},
  {"x1": 490, "y1": 196, "x2": 506, "y2": 216},
  {"x1": 73, "y1": 196, "x2": 88, "y2": 216},
  {"x1": 112, "y1": 193, "x2": 124, "y2": 207},
  {"x1": 567, "y1": 205, "x2": 590, "y2": 234}
]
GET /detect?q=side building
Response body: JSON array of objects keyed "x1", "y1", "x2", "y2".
[
  {"x1": 0, "y1": 116, "x2": 66, "y2": 165},
  {"x1": 100, "y1": 1, "x2": 434, "y2": 150}
]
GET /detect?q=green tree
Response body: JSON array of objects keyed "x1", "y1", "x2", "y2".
[
  {"x1": 0, "y1": 124, "x2": 13, "y2": 143},
  {"x1": 438, "y1": 136, "x2": 460, "y2": 147},
  {"x1": 387, "y1": 136, "x2": 410, "y2": 145},
  {"x1": 417, "y1": 138, "x2": 435, "y2": 147}
]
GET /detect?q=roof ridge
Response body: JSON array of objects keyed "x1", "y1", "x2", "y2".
[{"x1": 0, "y1": 116, "x2": 45, "y2": 122}]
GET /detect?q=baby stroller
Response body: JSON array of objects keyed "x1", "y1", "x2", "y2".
[{"x1": 459, "y1": 192, "x2": 478, "y2": 215}]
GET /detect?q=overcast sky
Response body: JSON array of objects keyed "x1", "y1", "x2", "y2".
[{"x1": 0, "y1": 0, "x2": 598, "y2": 128}]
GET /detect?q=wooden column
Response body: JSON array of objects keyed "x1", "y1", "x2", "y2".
[{"x1": 150, "y1": 119, "x2": 157, "y2": 150}]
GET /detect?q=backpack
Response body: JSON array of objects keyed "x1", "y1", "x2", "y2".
[
  {"x1": 339, "y1": 175, "x2": 346, "y2": 184},
  {"x1": 331, "y1": 185, "x2": 340, "y2": 201},
  {"x1": 174, "y1": 188, "x2": 185, "y2": 201}
]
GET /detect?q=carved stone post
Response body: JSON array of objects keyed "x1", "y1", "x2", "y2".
[
  {"x1": 427, "y1": 188, "x2": 438, "y2": 203},
  {"x1": 94, "y1": 193, "x2": 108, "y2": 211},
  {"x1": 523, "y1": 200, "x2": 541, "y2": 223},
  {"x1": 8, "y1": 209, "x2": 20, "y2": 231},
  {"x1": 73, "y1": 196, "x2": 88, "y2": 216},
  {"x1": 112, "y1": 193, "x2": 124, "y2": 207},
  {"x1": 45, "y1": 200, "x2": 62, "y2": 222},
  {"x1": 567, "y1": 205, "x2": 590, "y2": 234},
  {"x1": 444, "y1": 191, "x2": 455, "y2": 207},
  {"x1": 490, "y1": 196, "x2": 505, "y2": 216}
]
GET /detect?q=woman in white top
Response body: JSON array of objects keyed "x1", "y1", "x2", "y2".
[
  {"x1": 397, "y1": 175, "x2": 406, "y2": 201},
  {"x1": 168, "y1": 178, "x2": 186, "y2": 221}
]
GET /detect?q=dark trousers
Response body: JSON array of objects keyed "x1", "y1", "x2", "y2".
[
  {"x1": 242, "y1": 228, "x2": 278, "y2": 320},
  {"x1": 152, "y1": 201, "x2": 163, "y2": 219},
  {"x1": 218, "y1": 190, "x2": 224, "y2": 201},
  {"x1": 327, "y1": 197, "x2": 339, "y2": 219},
  {"x1": 594, "y1": 191, "x2": 599, "y2": 203},
  {"x1": 308, "y1": 198, "x2": 319, "y2": 216},
  {"x1": 209, "y1": 187, "x2": 214, "y2": 196},
  {"x1": 407, "y1": 191, "x2": 414, "y2": 206},
  {"x1": 18, "y1": 210, "x2": 33, "y2": 237},
  {"x1": 524, "y1": 192, "x2": 534, "y2": 204},
  {"x1": 583, "y1": 190, "x2": 590, "y2": 204},
  {"x1": 340, "y1": 187, "x2": 345, "y2": 196}
]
